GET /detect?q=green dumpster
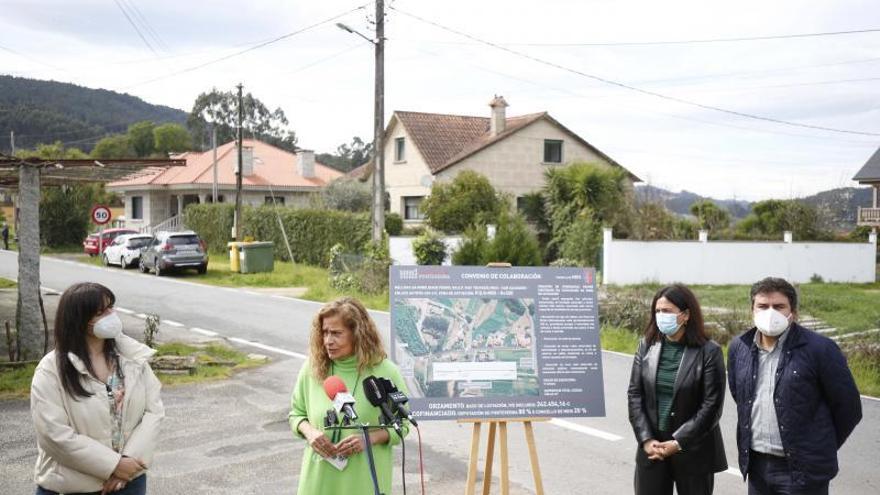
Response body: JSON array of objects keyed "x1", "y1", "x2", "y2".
[{"x1": 239, "y1": 241, "x2": 275, "y2": 273}]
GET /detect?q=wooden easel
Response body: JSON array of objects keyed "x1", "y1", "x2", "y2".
[{"x1": 460, "y1": 417, "x2": 548, "y2": 495}]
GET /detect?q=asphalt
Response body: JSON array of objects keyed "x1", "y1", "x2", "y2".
[{"x1": 0, "y1": 252, "x2": 878, "y2": 494}]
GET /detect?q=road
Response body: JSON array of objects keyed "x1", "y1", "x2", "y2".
[{"x1": 1, "y1": 251, "x2": 878, "y2": 494}]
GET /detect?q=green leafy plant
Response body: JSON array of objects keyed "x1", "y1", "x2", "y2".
[
  {"x1": 421, "y1": 170, "x2": 504, "y2": 233},
  {"x1": 412, "y1": 229, "x2": 446, "y2": 265}
]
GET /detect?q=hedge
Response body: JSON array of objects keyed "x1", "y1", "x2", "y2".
[{"x1": 183, "y1": 204, "x2": 371, "y2": 266}]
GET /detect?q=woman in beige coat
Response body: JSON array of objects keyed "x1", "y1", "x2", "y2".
[{"x1": 30, "y1": 282, "x2": 163, "y2": 495}]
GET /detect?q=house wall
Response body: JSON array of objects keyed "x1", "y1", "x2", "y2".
[
  {"x1": 389, "y1": 235, "x2": 462, "y2": 265},
  {"x1": 383, "y1": 120, "x2": 434, "y2": 222},
  {"x1": 436, "y1": 119, "x2": 615, "y2": 201},
  {"x1": 602, "y1": 229, "x2": 879, "y2": 285}
]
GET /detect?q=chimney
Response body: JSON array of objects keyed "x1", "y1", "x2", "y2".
[
  {"x1": 298, "y1": 149, "x2": 315, "y2": 179},
  {"x1": 489, "y1": 95, "x2": 508, "y2": 136},
  {"x1": 240, "y1": 146, "x2": 254, "y2": 176}
]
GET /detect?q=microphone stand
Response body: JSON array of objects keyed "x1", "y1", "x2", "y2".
[{"x1": 326, "y1": 424, "x2": 393, "y2": 495}]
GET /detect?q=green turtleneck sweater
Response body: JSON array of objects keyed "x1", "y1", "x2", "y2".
[
  {"x1": 289, "y1": 355, "x2": 409, "y2": 495},
  {"x1": 656, "y1": 338, "x2": 685, "y2": 432}
]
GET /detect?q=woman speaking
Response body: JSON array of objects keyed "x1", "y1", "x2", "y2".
[
  {"x1": 289, "y1": 297, "x2": 409, "y2": 494},
  {"x1": 30, "y1": 282, "x2": 164, "y2": 495},
  {"x1": 627, "y1": 284, "x2": 727, "y2": 495}
]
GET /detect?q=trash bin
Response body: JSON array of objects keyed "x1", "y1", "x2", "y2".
[
  {"x1": 239, "y1": 241, "x2": 275, "y2": 273},
  {"x1": 227, "y1": 242, "x2": 244, "y2": 273}
]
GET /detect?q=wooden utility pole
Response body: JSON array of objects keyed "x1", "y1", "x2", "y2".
[
  {"x1": 371, "y1": 0, "x2": 385, "y2": 242},
  {"x1": 234, "y1": 84, "x2": 244, "y2": 241},
  {"x1": 212, "y1": 125, "x2": 218, "y2": 203}
]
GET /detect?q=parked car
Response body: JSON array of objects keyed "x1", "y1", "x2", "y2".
[
  {"x1": 102, "y1": 234, "x2": 153, "y2": 269},
  {"x1": 83, "y1": 228, "x2": 137, "y2": 256},
  {"x1": 138, "y1": 230, "x2": 208, "y2": 276}
]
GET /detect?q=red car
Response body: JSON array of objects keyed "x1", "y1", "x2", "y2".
[{"x1": 83, "y1": 228, "x2": 138, "y2": 256}]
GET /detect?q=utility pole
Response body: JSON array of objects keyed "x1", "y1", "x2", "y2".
[
  {"x1": 234, "y1": 84, "x2": 244, "y2": 241},
  {"x1": 212, "y1": 125, "x2": 218, "y2": 203},
  {"x1": 372, "y1": 0, "x2": 385, "y2": 242},
  {"x1": 10, "y1": 131, "x2": 15, "y2": 155}
]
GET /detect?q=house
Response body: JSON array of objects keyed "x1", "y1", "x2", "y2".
[
  {"x1": 107, "y1": 139, "x2": 342, "y2": 231},
  {"x1": 350, "y1": 96, "x2": 639, "y2": 223},
  {"x1": 853, "y1": 147, "x2": 880, "y2": 228}
]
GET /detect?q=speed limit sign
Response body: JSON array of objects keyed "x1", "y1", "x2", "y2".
[{"x1": 91, "y1": 205, "x2": 112, "y2": 225}]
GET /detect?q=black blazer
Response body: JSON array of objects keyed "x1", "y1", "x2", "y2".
[{"x1": 627, "y1": 338, "x2": 728, "y2": 475}]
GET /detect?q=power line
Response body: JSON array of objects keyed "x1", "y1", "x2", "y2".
[
  {"x1": 119, "y1": 3, "x2": 369, "y2": 90},
  {"x1": 0, "y1": 43, "x2": 70, "y2": 73},
  {"x1": 504, "y1": 28, "x2": 880, "y2": 47},
  {"x1": 121, "y1": 0, "x2": 169, "y2": 52},
  {"x1": 390, "y1": 6, "x2": 880, "y2": 137},
  {"x1": 114, "y1": 0, "x2": 158, "y2": 55}
]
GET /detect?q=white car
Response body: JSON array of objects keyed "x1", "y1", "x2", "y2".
[{"x1": 102, "y1": 234, "x2": 153, "y2": 269}]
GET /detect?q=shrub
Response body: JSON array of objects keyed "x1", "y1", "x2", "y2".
[
  {"x1": 558, "y1": 216, "x2": 603, "y2": 267},
  {"x1": 385, "y1": 212, "x2": 403, "y2": 236},
  {"x1": 451, "y1": 210, "x2": 542, "y2": 267},
  {"x1": 320, "y1": 177, "x2": 372, "y2": 212},
  {"x1": 452, "y1": 224, "x2": 489, "y2": 265},
  {"x1": 706, "y1": 306, "x2": 751, "y2": 346},
  {"x1": 184, "y1": 204, "x2": 370, "y2": 265},
  {"x1": 412, "y1": 229, "x2": 446, "y2": 265},
  {"x1": 328, "y1": 237, "x2": 391, "y2": 295},
  {"x1": 600, "y1": 288, "x2": 653, "y2": 332},
  {"x1": 421, "y1": 170, "x2": 504, "y2": 233}
]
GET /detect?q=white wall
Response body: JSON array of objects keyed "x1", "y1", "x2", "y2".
[
  {"x1": 602, "y1": 228, "x2": 878, "y2": 285},
  {"x1": 390, "y1": 236, "x2": 462, "y2": 265}
]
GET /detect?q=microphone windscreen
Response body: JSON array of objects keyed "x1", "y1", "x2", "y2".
[
  {"x1": 323, "y1": 375, "x2": 347, "y2": 400},
  {"x1": 362, "y1": 376, "x2": 384, "y2": 406}
]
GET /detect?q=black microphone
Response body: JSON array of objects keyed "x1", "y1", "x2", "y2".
[
  {"x1": 363, "y1": 375, "x2": 402, "y2": 433},
  {"x1": 378, "y1": 377, "x2": 418, "y2": 427},
  {"x1": 323, "y1": 408, "x2": 339, "y2": 428}
]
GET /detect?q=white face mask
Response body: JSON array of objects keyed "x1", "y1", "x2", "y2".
[
  {"x1": 655, "y1": 312, "x2": 681, "y2": 335},
  {"x1": 92, "y1": 312, "x2": 123, "y2": 339},
  {"x1": 753, "y1": 308, "x2": 791, "y2": 337}
]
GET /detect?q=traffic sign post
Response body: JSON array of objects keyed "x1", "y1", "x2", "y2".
[{"x1": 91, "y1": 205, "x2": 112, "y2": 258}]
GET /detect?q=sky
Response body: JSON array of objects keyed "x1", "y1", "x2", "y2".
[{"x1": 1, "y1": 0, "x2": 879, "y2": 200}]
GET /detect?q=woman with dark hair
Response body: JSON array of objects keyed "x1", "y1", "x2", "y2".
[
  {"x1": 289, "y1": 297, "x2": 409, "y2": 495},
  {"x1": 627, "y1": 284, "x2": 727, "y2": 495},
  {"x1": 30, "y1": 282, "x2": 163, "y2": 495}
]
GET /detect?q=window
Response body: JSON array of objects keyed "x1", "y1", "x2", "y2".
[
  {"x1": 543, "y1": 139, "x2": 563, "y2": 163},
  {"x1": 394, "y1": 137, "x2": 406, "y2": 162},
  {"x1": 403, "y1": 196, "x2": 424, "y2": 220},
  {"x1": 131, "y1": 196, "x2": 143, "y2": 220},
  {"x1": 265, "y1": 196, "x2": 285, "y2": 205},
  {"x1": 516, "y1": 196, "x2": 529, "y2": 213}
]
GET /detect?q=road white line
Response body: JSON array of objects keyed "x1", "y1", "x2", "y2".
[
  {"x1": 40, "y1": 286, "x2": 60, "y2": 294},
  {"x1": 602, "y1": 349, "x2": 635, "y2": 359},
  {"x1": 134, "y1": 313, "x2": 147, "y2": 319},
  {"x1": 243, "y1": 290, "x2": 260, "y2": 296},
  {"x1": 724, "y1": 467, "x2": 741, "y2": 477},
  {"x1": 226, "y1": 337, "x2": 308, "y2": 360},
  {"x1": 163, "y1": 320, "x2": 184, "y2": 327},
  {"x1": 115, "y1": 307, "x2": 134, "y2": 315},
  {"x1": 548, "y1": 418, "x2": 623, "y2": 442},
  {"x1": 190, "y1": 327, "x2": 219, "y2": 337}
]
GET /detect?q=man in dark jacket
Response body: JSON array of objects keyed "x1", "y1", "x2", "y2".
[{"x1": 728, "y1": 277, "x2": 862, "y2": 494}]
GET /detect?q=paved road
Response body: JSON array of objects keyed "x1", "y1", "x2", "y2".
[{"x1": 1, "y1": 251, "x2": 878, "y2": 494}]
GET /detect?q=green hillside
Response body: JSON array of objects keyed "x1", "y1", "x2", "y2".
[{"x1": 0, "y1": 75, "x2": 186, "y2": 153}]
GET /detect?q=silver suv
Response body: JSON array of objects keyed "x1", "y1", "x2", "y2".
[{"x1": 139, "y1": 230, "x2": 208, "y2": 276}]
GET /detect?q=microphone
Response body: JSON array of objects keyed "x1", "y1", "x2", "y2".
[
  {"x1": 323, "y1": 376, "x2": 358, "y2": 424},
  {"x1": 363, "y1": 375, "x2": 402, "y2": 433},
  {"x1": 378, "y1": 377, "x2": 418, "y2": 427}
]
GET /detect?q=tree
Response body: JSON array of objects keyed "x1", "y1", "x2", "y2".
[
  {"x1": 412, "y1": 229, "x2": 447, "y2": 265},
  {"x1": 15, "y1": 141, "x2": 88, "y2": 160},
  {"x1": 153, "y1": 123, "x2": 192, "y2": 155},
  {"x1": 127, "y1": 120, "x2": 155, "y2": 157},
  {"x1": 319, "y1": 177, "x2": 372, "y2": 212},
  {"x1": 187, "y1": 88, "x2": 298, "y2": 151},
  {"x1": 736, "y1": 199, "x2": 830, "y2": 240},
  {"x1": 421, "y1": 170, "x2": 504, "y2": 233},
  {"x1": 452, "y1": 209, "x2": 542, "y2": 266},
  {"x1": 317, "y1": 137, "x2": 374, "y2": 172},
  {"x1": 689, "y1": 200, "x2": 730, "y2": 236},
  {"x1": 92, "y1": 134, "x2": 132, "y2": 159}
]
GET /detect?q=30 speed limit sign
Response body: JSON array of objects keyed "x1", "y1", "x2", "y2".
[{"x1": 91, "y1": 205, "x2": 112, "y2": 225}]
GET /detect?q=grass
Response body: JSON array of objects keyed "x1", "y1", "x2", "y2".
[
  {"x1": 0, "y1": 278, "x2": 17, "y2": 289},
  {"x1": 197, "y1": 254, "x2": 390, "y2": 311},
  {"x1": 152, "y1": 341, "x2": 267, "y2": 386},
  {"x1": 849, "y1": 353, "x2": 880, "y2": 397},
  {"x1": 0, "y1": 363, "x2": 37, "y2": 400},
  {"x1": 600, "y1": 325, "x2": 641, "y2": 354}
]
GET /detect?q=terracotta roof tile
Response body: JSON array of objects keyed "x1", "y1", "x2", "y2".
[{"x1": 107, "y1": 139, "x2": 342, "y2": 189}]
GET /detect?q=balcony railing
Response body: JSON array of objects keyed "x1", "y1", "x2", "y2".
[{"x1": 858, "y1": 207, "x2": 880, "y2": 226}]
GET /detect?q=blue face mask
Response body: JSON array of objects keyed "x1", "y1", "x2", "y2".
[{"x1": 655, "y1": 312, "x2": 681, "y2": 335}]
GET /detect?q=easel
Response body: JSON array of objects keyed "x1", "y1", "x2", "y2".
[{"x1": 460, "y1": 417, "x2": 548, "y2": 495}]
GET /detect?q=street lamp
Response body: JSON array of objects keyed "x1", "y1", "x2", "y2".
[{"x1": 336, "y1": 3, "x2": 385, "y2": 243}]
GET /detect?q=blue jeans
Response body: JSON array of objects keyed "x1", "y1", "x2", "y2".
[
  {"x1": 748, "y1": 451, "x2": 828, "y2": 495},
  {"x1": 36, "y1": 474, "x2": 146, "y2": 495}
]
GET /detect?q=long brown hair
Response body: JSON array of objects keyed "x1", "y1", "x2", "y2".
[
  {"x1": 309, "y1": 297, "x2": 386, "y2": 380},
  {"x1": 54, "y1": 282, "x2": 117, "y2": 398},
  {"x1": 644, "y1": 284, "x2": 708, "y2": 347}
]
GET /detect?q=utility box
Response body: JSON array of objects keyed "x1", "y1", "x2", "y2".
[{"x1": 239, "y1": 241, "x2": 275, "y2": 273}]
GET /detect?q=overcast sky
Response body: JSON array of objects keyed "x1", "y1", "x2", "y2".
[{"x1": 1, "y1": 0, "x2": 879, "y2": 200}]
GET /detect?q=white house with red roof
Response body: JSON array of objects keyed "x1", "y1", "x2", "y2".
[
  {"x1": 350, "y1": 96, "x2": 639, "y2": 223},
  {"x1": 107, "y1": 139, "x2": 342, "y2": 231}
]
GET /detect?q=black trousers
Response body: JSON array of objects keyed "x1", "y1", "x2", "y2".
[
  {"x1": 747, "y1": 451, "x2": 829, "y2": 495},
  {"x1": 634, "y1": 459, "x2": 715, "y2": 495}
]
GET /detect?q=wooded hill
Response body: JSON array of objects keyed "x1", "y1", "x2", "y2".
[{"x1": 0, "y1": 75, "x2": 186, "y2": 153}]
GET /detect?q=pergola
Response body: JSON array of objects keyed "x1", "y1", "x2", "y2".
[{"x1": 0, "y1": 155, "x2": 185, "y2": 359}]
